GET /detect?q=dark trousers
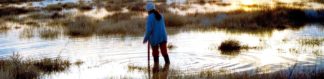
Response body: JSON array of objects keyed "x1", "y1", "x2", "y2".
[{"x1": 152, "y1": 42, "x2": 170, "y2": 64}]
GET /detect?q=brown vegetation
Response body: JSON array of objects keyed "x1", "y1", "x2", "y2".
[
  {"x1": 0, "y1": 7, "x2": 37, "y2": 17},
  {"x1": 218, "y1": 39, "x2": 251, "y2": 55},
  {"x1": 33, "y1": 57, "x2": 70, "y2": 73},
  {"x1": 0, "y1": 24, "x2": 10, "y2": 34},
  {"x1": 299, "y1": 38, "x2": 324, "y2": 46},
  {"x1": 0, "y1": 53, "x2": 71, "y2": 79},
  {"x1": 19, "y1": 28, "x2": 34, "y2": 39},
  {"x1": 44, "y1": 2, "x2": 93, "y2": 11},
  {"x1": 38, "y1": 29, "x2": 60, "y2": 40},
  {"x1": 65, "y1": 15, "x2": 98, "y2": 37},
  {"x1": 164, "y1": 13, "x2": 193, "y2": 27},
  {"x1": 127, "y1": 64, "x2": 324, "y2": 79},
  {"x1": 0, "y1": 0, "x2": 42, "y2": 4},
  {"x1": 215, "y1": 7, "x2": 321, "y2": 29}
]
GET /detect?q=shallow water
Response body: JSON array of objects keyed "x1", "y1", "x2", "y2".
[
  {"x1": 1, "y1": 0, "x2": 324, "y2": 79},
  {"x1": 0, "y1": 24, "x2": 324, "y2": 79}
]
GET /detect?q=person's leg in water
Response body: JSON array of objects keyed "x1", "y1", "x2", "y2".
[
  {"x1": 160, "y1": 42, "x2": 170, "y2": 64},
  {"x1": 152, "y1": 45, "x2": 160, "y2": 63},
  {"x1": 152, "y1": 62, "x2": 160, "y2": 79}
]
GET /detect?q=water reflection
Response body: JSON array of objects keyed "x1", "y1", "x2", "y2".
[
  {"x1": 0, "y1": 0, "x2": 324, "y2": 79},
  {"x1": 0, "y1": 24, "x2": 320, "y2": 78},
  {"x1": 152, "y1": 63, "x2": 170, "y2": 79}
]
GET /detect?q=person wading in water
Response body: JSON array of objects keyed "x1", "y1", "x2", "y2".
[{"x1": 143, "y1": 2, "x2": 170, "y2": 64}]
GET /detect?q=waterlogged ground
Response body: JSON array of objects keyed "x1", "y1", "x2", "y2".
[
  {"x1": 0, "y1": 24, "x2": 324, "y2": 78},
  {"x1": 0, "y1": 0, "x2": 324, "y2": 79}
]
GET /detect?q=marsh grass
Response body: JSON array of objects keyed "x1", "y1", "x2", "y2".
[
  {"x1": 65, "y1": 15, "x2": 99, "y2": 37},
  {"x1": 74, "y1": 60, "x2": 84, "y2": 66},
  {"x1": 2, "y1": 2, "x2": 323, "y2": 38},
  {"x1": 104, "y1": 0, "x2": 143, "y2": 11},
  {"x1": 24, "y1": 21, "x2": 40, "y2": 27},
  {"x1": 97, "y1": 19, "x2": 145, "y2": 36},
  {"x1": 28, "y1": 12, "x2": 66, "y2": 20},
  {"x1": 218, "y1": 7, "x2": 306, "y2": 29},
  {"x1": 19, "y1": 28, "x2": 35, "y2": 39},
  {"x1": 44, "y1": 4, "x2": 64, "y2": 11},
  {"x1": 0, "y1": 53, "x2": 71, "y2": 79},
  {"x1": 127, "y1": 64, "x2": 324, "y2": 79},
  {"x1": 0, "y1": 0, "x2": 42, "y2": 4},
  {"x1": 38, "y1": 29, "x2": 60, "y2": 40},
  {"x1": 299, "y1": 38, "x2": 324, "y2": 46},
  {"x1": 164, "y1": 13, "x2": 193, "y2": 27},
  {"x1": 104, "y1": 12, "x2": 142, "y2": 22},
  {"x1": 0, "y1": 7, "x2": 37, "y2": 17},
  {"x1": 33, "y1": 57, "x2": 71, "y2": 73},
  {"x1": 44, "y1": 2, "x2": 93, "y2": 11},
  {"x1": 0, "y1": 24, "x2": 10, "y2": 34},
  {"x1": 218, "y1": 40, "x2": 241, "y2": 51},
  {"x1": 127, "y1": 65, "x2": 147, "y2": 72},
  {"x1": 218, "y1": 39, "x2": 257, "y2": 55}
]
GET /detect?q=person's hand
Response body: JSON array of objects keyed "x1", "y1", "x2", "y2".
[{"x1": 143, "y1": 40, "x2": 147, "y2": 44}]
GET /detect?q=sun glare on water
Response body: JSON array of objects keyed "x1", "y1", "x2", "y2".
[
  {"x1": 241, "y1": 0, "x2": 257, "y2": 5},
  {"x1": 234, "y1": 0, "x2": 275, "y2": 5}
]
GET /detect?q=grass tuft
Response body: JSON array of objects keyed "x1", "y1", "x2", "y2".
[
  {"x1": 164, "y1": 13, "x2": 192, "y2": 27},
  {"x1": 33, "y1": 57, "x2": 71, "y2": 73},
  {"x1": 218, "y1": 40, "x2": 241, "y2": 52},
  {"x1": 299, "y1": 38, "x2": 324, "y2": 46},
  {"x1": 97, "y1": 18, "x2": 145, "y2": 36},
  {"x1": 38, "y1": 29, "x2": 60, "y2": 40},
  {"x1": 65, "y1": 15, "x2": 98, "y2": 37},
  {"x1": 0, "y1": 24, "x2": 10, "y2": 34},
  {"x1": 218, "y1": 39, "x2": 254, "y2": 55},
  {"x1": 0, "y1": 53, "x2": 72, "y2": 79}
]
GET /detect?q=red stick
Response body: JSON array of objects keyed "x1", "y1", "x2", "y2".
[
  {"x1": 147, "y1": 42, "x2": 151, "y2": 78},
  {"x1": 148, "y1": 42, "x2": 150, "y2": 63}
]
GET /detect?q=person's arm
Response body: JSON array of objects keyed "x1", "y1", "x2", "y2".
[{"x1": 143, "y1": 15, "x2": 154, "y2": 43}]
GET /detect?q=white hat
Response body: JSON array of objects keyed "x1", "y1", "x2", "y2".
[{"x1": 146, "y1": 2, "x2": 156, "y2": 11}]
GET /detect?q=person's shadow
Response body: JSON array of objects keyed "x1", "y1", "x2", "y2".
[{"x1": 151, "y1": 63, "x2": 170, "y2": 79}]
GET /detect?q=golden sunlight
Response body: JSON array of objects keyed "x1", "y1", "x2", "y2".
[
  {"x1": 240, "y1": 0, "x2": 257, "y2": 5},
  {"x1": 235, "y1": 0, "x2": 275, "y2": 5}
]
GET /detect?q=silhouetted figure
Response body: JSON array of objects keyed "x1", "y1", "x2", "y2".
[{"x1": 143, "y1": 2, "x2": 170, "y2": 64}]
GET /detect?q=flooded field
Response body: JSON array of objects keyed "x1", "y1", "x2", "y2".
[{"x1": 0, "y1": 0, "x2": 324, "y2": 79}]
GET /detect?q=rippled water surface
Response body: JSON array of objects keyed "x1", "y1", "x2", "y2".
[
  {"x1": 1, "y1": 24, "x2": 324, "y2": 78},
  {"x1": 1, "y1": 0, "x2": 324, "y2": 79}
]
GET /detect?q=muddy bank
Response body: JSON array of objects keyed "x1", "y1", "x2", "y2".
[
  {"x1": 0, "y1": 0, "x2": 42, "y2": 4},
  {"x1": 0, "y1": 7, "x2": 39, "y2": 17}
]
